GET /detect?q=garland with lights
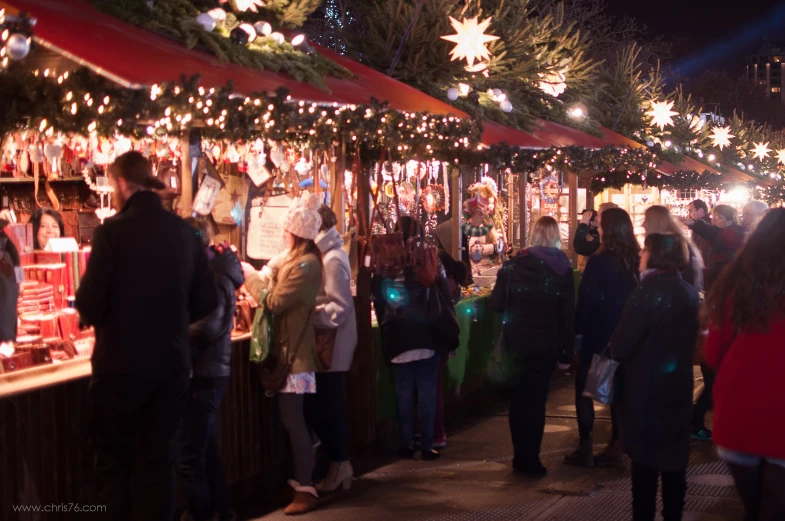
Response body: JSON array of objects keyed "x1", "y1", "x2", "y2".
[
  {"x1": 91, "y1": 0, "x2": 350, "y2": 91},
  {"x1": 478, "y1": 144, "x2": 660, "y2": 182},
  {"x1": 0, "y1": 65, "x2": 482, "y2": 159}
]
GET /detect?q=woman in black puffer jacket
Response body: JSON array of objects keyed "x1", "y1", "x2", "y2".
[
  {"x1": 490, "y1": 216, "x2": 575, "y2": 477},
  {"x1": 179, "y1": 218, "x2": 244, "y2": 521}
]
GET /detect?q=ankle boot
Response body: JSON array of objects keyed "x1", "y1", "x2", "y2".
[
  {"x1": 284, "y1": 482, "x2": 318, "y2": 516},
  {"x1": 594, "y1": 439, "x2": 626, "y2": 467},
  {"x1": 563, "y1": 438, "x2": 595, "y2": 467},
  {"x1": 315, "y1": 461, "x2": 354, "y2": 493}
]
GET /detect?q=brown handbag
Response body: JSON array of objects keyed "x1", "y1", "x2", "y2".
[
  {"x1": 314, "y1": 327, "x2": 337, "y2": 370},
  {"x1": 259, "y1": 309, "x2": 313, "y2": 392}
]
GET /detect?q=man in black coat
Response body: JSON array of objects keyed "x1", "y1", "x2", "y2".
[{"x1": 76, "y1": 151, "x2": 218, "y2": 521}]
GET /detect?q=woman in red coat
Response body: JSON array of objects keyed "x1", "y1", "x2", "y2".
[{"x1": 704, "y1": 208, "x2": 785, "y2": 521}]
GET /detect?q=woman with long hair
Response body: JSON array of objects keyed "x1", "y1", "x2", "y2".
[
  {"x1": 610, "y1": 233, "x2": 700, "y2": 521},
  {"x1": 704, "y1": 208, "x2": 785, "y2": 521},
  {"x1": 642, "y1": 205, "x2": 703, "y2": 293},
  {"x1": 30, "y1": 207, "x2": 65, "y2": 250},
  {"x1": 565, "y1": 208, "x2": 639, "y2": 468},
  {"x1": 243, "y1": 193, "x2": 324, "y2": 515},
  {"x1": 489, "y1": 216, "x2": 575, "y2": 477}
]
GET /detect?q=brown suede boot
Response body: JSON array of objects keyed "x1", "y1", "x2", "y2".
[{"x1": 284, "y1": 481, "x2": 318, "y2": 516}]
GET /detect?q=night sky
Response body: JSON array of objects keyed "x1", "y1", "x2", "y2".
[{"x1": 606, "y1": 0, "x2": 785, "y2": 75}]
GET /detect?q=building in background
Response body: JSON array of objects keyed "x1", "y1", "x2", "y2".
[{"x1": 746, "y1": 40, "x2": 785, "y2": 102}]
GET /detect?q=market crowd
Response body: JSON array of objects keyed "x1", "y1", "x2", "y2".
[
  {"x1": 488, "y1": 198, "x2": 784, "y2": 521},
  {"x1": 68, "y1": 150, "x2": 783, "y2": 521}
]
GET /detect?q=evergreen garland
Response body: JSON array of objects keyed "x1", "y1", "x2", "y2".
[{"x1": 91, "y1": 0, "x2": 350, "y2": 91}]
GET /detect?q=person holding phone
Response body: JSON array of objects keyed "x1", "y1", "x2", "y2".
[{"x1": 574, "y1": 203, "x2": 618, "y2": 272}]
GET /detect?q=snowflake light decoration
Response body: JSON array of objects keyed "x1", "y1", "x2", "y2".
[
  {"x1": 645, "y1": 100, "x2": 678, "y2": 131},
  {"x1": 441, "y1": 16, "x2": 499, "y2": 69},
  {"x1": 752, "y1": 142, "x2": 771, "y2": 161},
  {"x1": 710, "y1": 126, "x2": 735, "y2": 150},
  {"x1": 538, "y1": 71, "x2": 567, "y2": 98}
]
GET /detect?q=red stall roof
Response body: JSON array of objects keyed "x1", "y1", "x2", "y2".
[
  {"x1": 481, "y1": 120, "x2": 550, "y2": 149},
  {"x1": 534, "y1": 119, "x2": 608, "y2": 148},
  {"x1": 1, "y1": 0, "x2": 629, "y2": 153}
]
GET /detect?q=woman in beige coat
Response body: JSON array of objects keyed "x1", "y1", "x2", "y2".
[{"x1": 243, "y1": 192, "x2": 324, "y2": 515}]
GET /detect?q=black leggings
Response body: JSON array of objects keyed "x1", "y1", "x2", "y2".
[
  {"x1": 575, "y1": 362, "x2": 621, "y2": 440},
  {"x1": 728, "y1": 460, "x2": 785, "y2": 521},
  {"x1": 631, "y1": 462, "x2": 687, "y2": 521}
]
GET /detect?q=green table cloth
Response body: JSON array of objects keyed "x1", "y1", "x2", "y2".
[{"x1": 372, "y1": 269, "x2": 581, "y2": 422}]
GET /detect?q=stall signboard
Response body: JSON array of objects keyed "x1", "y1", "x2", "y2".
[{"x1": 247, "y1": 194, "x2": 294, "y2": 260}]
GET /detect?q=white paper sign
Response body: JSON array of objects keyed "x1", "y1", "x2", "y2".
[
  {"x1": 193, "y1": 175, "x2": 223, "y2": 216},
  {"x1": 44, "y1": 237, "x2": 79, "y2": 252},
  {"x1": 247, "y1": 194, "x2": 293, "y2": 260}
]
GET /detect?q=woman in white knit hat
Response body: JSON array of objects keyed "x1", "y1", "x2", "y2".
[{"x1": 242, "y1": 191, "x2": 324, "y2": 515}]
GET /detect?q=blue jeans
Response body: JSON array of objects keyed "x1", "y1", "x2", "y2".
[
  {"x1": 392, "y1": 355, "x2": 440, "y2": 452},
  {"x1": 178, "y1": 387, "x2": 228, "y2": 521}
]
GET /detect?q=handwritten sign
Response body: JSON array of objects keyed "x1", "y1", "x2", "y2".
[{"x1": 247, "y1": 194, "x2": 293, "y2": 260}]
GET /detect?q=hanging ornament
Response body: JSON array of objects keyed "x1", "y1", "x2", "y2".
[
  {"x1": 5, "y1": 33, "x2": 30, "y2": 61},
  {"x1": 270, "y1": 32, "x2": 285, "y2": 45},
  {"x1": 446, "y1": 88, "x2": 459, "y2": 101},
  {"x1": 646, "y1": 100, "x2": 678, "y2": 131},
  {"x1": 709, "y1": 126, "x2": 734, "y2": 150},
  {"x1": 206, "y1": 8, "x2": 227, "y2": 21},
  {"x1": 752, "y1": 142, "x2": 771, "y2": 161},
  {"x1": 195, "y1": 12, "x2": 216, "y2": 31},
  {"x1": 499, "y1": 100, "x2": 513, "y2": 113},
  {"x1": 440, "y1": 16, "x2": 499, "y2": 69},
  {"x1": 421, "y1": 185, "x2": 446, "y2": 213},
  {"x1": 254, "y1": 21, "x2": 273, "y2": 37},
  {"x1": 230, "y1": 24, "x2": 256, "y2": 45}
]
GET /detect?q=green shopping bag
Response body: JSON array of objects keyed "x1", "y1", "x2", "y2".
[{"x1": 249, "y1": 290, "x2": 274, "y2": 364}]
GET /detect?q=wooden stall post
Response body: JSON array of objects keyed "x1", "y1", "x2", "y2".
[
  {"x1": 331, "y1": 145, "x2": 344, "y2": 234},
  {"x1": 567, "y1": 171, "x2": 579, "y2": 264},
  {"x1": 519, "y1": 171, "x2": 528, "y2": 248},
  {"x1": 450, "y1": 166, "x2": 461, "y2": 260},
  {"x1": 348, "y1": 149, "x2": 376, "y2": 451},
  {"x1": 180, "y1": 132, "x2": 193, "y2": 216}
]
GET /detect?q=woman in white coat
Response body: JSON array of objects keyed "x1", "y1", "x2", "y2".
[{"x1": 305, "y1": 205, "x2": 358, "y2": 493}]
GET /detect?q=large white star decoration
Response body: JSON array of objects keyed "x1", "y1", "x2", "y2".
[
  {"x1": 710, "y1": 126, "x2": 735, "y2": 150},
  {"x1": 645, "y1": 100, "x2": 678, "y2": 131},
  {"x1": 752, "y1": 142, "x2": 771, "y2": 161},
  {"x1": 776, "y1": 149, "x2": 785, "y2": 165},
  {"x1": 441, "y1": 16, "x2": 499, "y2": 68}
]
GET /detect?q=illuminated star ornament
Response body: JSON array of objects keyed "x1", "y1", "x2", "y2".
[
  {"x1": 646, "y1": 100, "x2": 678, "y2": 131},
  {"x1": 710, "y1": 126, "x2": 735, "y2": 150},
  {"x1": 776, "y1": 149, "x2": 785, "y2": 165},
  {"x1": 441, "y1": 16, "x2": 499, "y2": 69},
  {"x1": 752, "y1": 142, "x2": 771, "y2": 161}
]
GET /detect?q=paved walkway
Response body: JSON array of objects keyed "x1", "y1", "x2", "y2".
[{"x1": 248, "y1": 370, "x2": 743, "y2": 520}]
